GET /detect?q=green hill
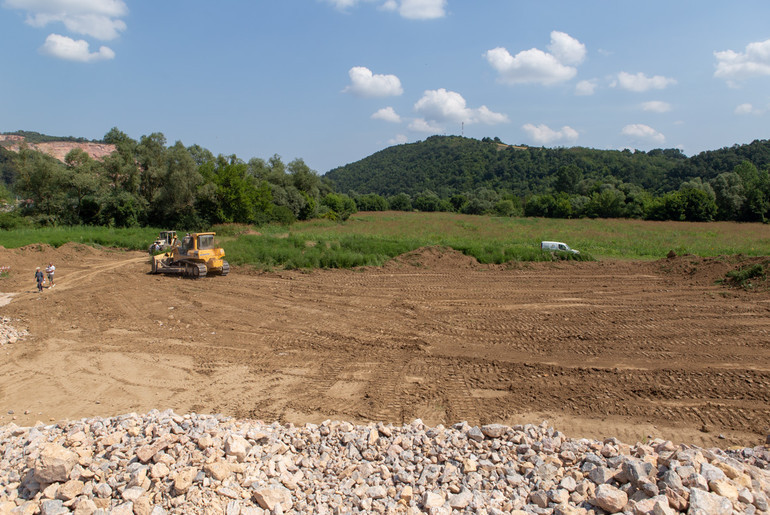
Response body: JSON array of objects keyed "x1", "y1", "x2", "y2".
[{"x1": 324, "y1": 135, "x2": 770, "y2": 198}]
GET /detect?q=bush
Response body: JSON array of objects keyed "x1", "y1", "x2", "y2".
[
  {"x1": 725, "y1": 263, "x2": 766, "y2": 288},
  {"x1": 0, "y1": 211, "x2": 30, "y2": 230}
]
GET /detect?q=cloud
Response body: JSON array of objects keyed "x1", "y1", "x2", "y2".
[
  {"x1": 409, "y1": 118, "x2": 444, "y2": 133},
  {"x1": 40, "y1": 33, "x2": 114, "y2": 62},
  {"x1": 575, "y1": 79, "x2": 597, "y2": 96},
  {"x1": 324, "y1": 0, "x2": 368, "y2": 9},
  {"x1": 621, "y1": 124, "x2": 665, "y2": 144},
  {"x1": 381, "y1": 0, "x2": 447, "y2": 19},
  {"x1": 388, "y1": 134, "x2": 408, "y2": 145},
  {"x1": 642, "y1": 101, "x2": 672, "y2": 113},
  {"x1": 343, "y1": 66, "x2": 403, "y2": 97},
  {"x1": 522, "y1": 123, "x2": 578, "y2": 145},
  {"x1": 325, "y1": 0, "x2": 445, "y2": 19},
  {"x1": 614, "y1": 72, "x2": 677, "y2": 92},
  {"x1": 715, "y1": 38, "x2": 770, "y2": 85},
  {"x1": 548, "y1": 30, "x2": 586, "y2": 66},
  {"x1": 735, "y1": 103, "x2": 764, "y2": 115},
  {"x1": 5, "y1": 0, "x2": 127, "y2": 40},
  {"x1": 372, "y1": 107, "x2": 401, "y2": 123},
  {"x1": 484, "y1": 31, "x2": 585, "y2": 86},
  {"x1": 413, "y1": 88, "x2": 508, "y2": 125}
]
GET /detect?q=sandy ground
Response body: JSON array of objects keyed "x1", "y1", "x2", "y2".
[{"x1": 0, "y1": 243, "x2": 768, "y2": 449}]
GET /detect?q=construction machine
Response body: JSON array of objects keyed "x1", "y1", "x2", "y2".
[
  {"x1": 148, "y1": 231, "x2": 178, "y2": 254},
  {"x1": 150, "y1": 232, "x2": 229, "y2": 278}
]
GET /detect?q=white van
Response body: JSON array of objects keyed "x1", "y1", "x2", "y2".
[{"x1": 541, "y1": 241, "x2": 580, "y2": 254}]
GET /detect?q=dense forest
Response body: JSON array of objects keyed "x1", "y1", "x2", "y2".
[
  {"x1": 1, "y1": 130, "x2": 769, "y2": 229},
  {"x1": 0, "y1": 128, "x2": 355, "y2": 230},
  {"x1": 327, "y1": 136, "x2": 770, "y2": 222}
]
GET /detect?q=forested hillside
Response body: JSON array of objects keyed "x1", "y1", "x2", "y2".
[
  {"x1": 1, "y1": 130, "x2": 769, "y2": 227},
  {"x1": 326, "y1": 136, "x2": 770, "y2": 222}
]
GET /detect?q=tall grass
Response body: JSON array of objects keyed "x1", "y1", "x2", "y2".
[
  {"x1": 1, "y1": 213, "x2": 768, "y2": 270},
  {"x1": 0, "y1": 226, "x2": 161, "y2": 251}
]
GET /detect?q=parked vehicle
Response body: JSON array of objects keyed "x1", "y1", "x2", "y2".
[{"x1": 540, "y1": 241, "x2": 580, "y2": 254}]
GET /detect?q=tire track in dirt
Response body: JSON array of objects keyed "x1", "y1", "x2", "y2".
[{"x1": 2, "y1": 245, "x2": 769, "y2": 447}]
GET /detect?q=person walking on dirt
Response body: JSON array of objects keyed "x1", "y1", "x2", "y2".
[
  {"x1": 45, "y1": 262, "x2": 55, "y2": 288},
  {"x1": 35, "y1": 267, "x2": 45, "y2": 293}
]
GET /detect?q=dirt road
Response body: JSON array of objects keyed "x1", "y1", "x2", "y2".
[{"x1": 1, "y1": 243, "x2": 768, "y2": 448}]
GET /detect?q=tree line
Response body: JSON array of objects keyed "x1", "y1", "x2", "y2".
[
  {"x1": 0, "y1": 128, "x2": 356, "y2": 229},
  {"x1": 1, "y1": 131, "x2": 769, "y2": 229}
]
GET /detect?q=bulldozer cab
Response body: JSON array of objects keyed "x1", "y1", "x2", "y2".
[
  {"x1": 179, "y1": 234, "x2": 194, "y2": 255},
  {"x1": 160, "y1": 231, "x2": 177, "y2": 246},
  {"x1": 198, "y1": 233, "x2": 216, "y2": 250}
]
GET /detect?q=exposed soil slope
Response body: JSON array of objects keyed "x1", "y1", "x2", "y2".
[{"x1": 0, "y1": 245, "x2": 768, "y2": 448}]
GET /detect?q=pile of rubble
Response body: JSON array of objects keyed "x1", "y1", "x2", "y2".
[
  {"x1": 0, "y1": 316, "x2": 27, "y2": 346},
  {"x1": 0, "y1": 410, "x2": 768, "y2": 514}
]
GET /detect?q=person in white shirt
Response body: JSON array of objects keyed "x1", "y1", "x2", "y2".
[{"x1": 45, "y1": 262, "x2": 55, "y2": 288}]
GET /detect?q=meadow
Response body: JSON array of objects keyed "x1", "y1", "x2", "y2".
[{"x1": 1, "y1": 212, "x2": 768, "y2": 270}]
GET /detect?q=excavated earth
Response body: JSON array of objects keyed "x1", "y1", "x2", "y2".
[{"x1": 0, "y1": 244, "x2": 769, "y2": 449}]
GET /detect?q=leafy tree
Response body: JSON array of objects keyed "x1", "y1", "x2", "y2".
[
  {"x1": 321, "y1": 193, "x2": 357, "y2": 221},
  {"x1": 99, "y1": 190, "x2": 147, "y2": 227},
  {"x1": 679, "y1": 188, "x2": 717, "y2": 221},
  {"x1": 493, "y1": 199, "x2": 517, "y2": 217},
  {"x1": 585, "y1": 186, "x2": 625, "y2": 218},
  {"x1": 711, "y1": 172, "x2": 744, "y2": 221},
  {"x1": 388, "y1": 193, "x2": 412, "y2": 211},
  {"x1": 13, "y1": 149, "x2": 70, "y2": 224},
  {"x1": 554, "y1": 164, "x2": 582, "y2": 194},
  {"x1": 65, "y1": 148, "x2": 104, "y2": 224},
  {"x1": 413, "y1": 191, "x2": 442, "y2": 212},
  {"x1": 354, "y1": 193, "x2": 388, "y2": 211},
  {"x1": 151, "y1": 142, "x2": 203, "y2": 228}
]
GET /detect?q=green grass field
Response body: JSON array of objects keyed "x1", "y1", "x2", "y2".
[{"x1": 1, "y1": 212, "x2": 768, "y2": 270}]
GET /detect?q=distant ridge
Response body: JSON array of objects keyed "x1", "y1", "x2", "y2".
[
  {"x1": 0, "y1": 132, "x2": 115, "y2": 162},
  {"x1": 324, "y1": 135, "x2": 770, "y2": 197}
]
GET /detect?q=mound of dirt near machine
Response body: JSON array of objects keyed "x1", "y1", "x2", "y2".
[{"x1": 0, "y1": 243, "x2": 768, "y2": 452}]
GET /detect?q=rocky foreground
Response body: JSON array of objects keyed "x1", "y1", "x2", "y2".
[{"x1": 0, "y1": 411, "x2": 769, "y2": 515}]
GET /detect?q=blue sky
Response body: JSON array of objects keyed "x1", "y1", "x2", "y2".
[{"x1": 1, "y1": 1, "x2": 769, "y2": 174}]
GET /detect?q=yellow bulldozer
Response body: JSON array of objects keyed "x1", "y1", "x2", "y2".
[{"x1": 150, "y1": 232, "x2": 229, "y2": 278}]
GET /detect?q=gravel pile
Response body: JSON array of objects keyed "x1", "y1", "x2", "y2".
[
  {"x1": 1, "y1": 410, "x2": 769, "y2": 515},
  {"x1": 0, "y1": 316, "x2": 27, "y2": 346}
]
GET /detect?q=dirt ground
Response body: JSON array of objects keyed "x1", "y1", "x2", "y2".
[{"x1": 1, "y1": 244, "x2": 769, "y2": 448}]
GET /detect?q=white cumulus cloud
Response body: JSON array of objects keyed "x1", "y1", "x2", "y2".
[
  {"x1": 642, "y1": 101, "x2": 672, "y2": 113},
  {"x1": 734, "y1": 103, "x2": 764, "y2": 115},
  {"x1": 614, "y1": 72, "x2": 677, "y2": 92},
  {"x1": 409, "y1": 118, "x2": 444, "y2": 133},
  {"x1": 40, "y1": 33, "x2": 114, "y2": 62},
  {"x1": 372, "y1": 107, "x2": 402, "y2": 123},
  {"x1": 715, "y1": 38, "x2": 770, "y2": 85},
  {"x1": 621, "y1": 124, "x2": 665, "y2": 144},
  {"x1": 5, "y1": 0, "x2": 127, "y2": 40},
  {"x1": 388, "y1": 134, "x2": 408, "y2": 145},
  {"x1": 413, "y1": 88, "x2": 508, "y2": 125},
  {"x1": 484, "y1": 31, "x2": 585, "y2": 86},
  {"x1": 575, "y1": 79, "x2": 597, "y2": 96},
  {"x1": 381, "y1": 0, "x2": 446, "y2": 19},
  {"x1": 343, "y1": 66, "x2": 404, "y2": 97},
  {"x1": 522, "y1": 124, "x2": 578, "y2": 145}
]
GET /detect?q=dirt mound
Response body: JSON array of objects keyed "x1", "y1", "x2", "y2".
[
  {"x1": 653, "y1": 253, "x2": 770, "y2": 290},
  {"x1": 385, "y1": 245, "x2": 480, "y2": 270}
]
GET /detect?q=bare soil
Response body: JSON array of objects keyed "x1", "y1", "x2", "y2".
[{"x1": 1, "y1": 244, "x2": 769, "y2": 448}]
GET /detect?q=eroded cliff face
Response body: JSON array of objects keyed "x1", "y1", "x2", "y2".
[{"x1": 0, "y1": 135, "x2": 116, "y2": 162}]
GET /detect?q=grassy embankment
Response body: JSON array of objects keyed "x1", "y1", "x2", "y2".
[{"x1": 1, "y1": 212, "x2": 769, "y2": 270}]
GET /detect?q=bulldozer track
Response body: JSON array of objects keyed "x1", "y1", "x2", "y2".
[{"x1": 1, "y1": 246, "x2": 769, "y2": 447}]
